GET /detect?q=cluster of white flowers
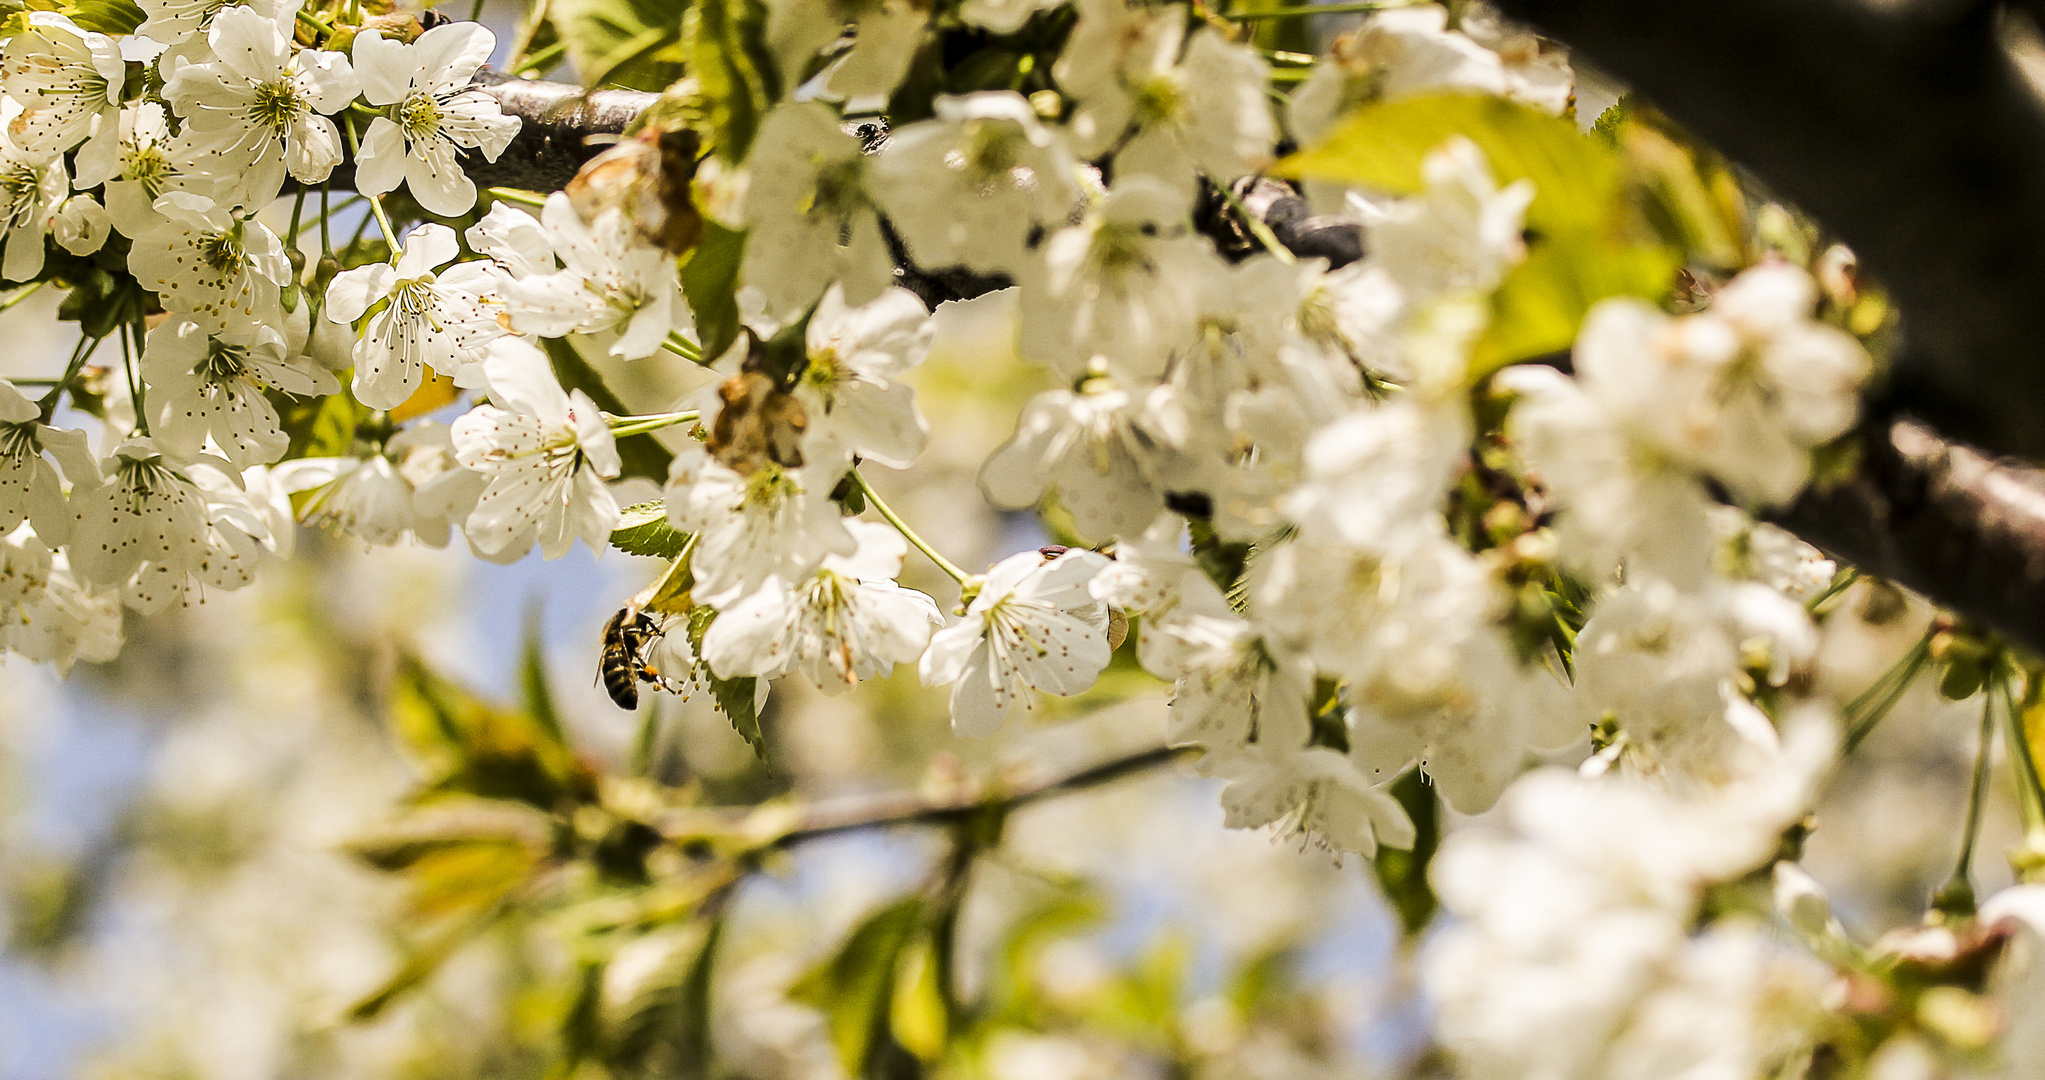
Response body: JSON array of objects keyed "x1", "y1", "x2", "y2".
[
  {"x1": 23, "y1": 0, "x2": 2025, "y2": 1069},
  {"x1": 0, "y1": 0, "x2": 1879, "y2": 849},
  {"x1": 0, "y1": 1, "x2": 524, "y2": 664}
]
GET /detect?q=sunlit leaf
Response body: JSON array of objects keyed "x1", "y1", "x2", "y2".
[
  {"x1": 791, "y1": 897, "x2": 924, "y2": 1078},
  {"x1": 684, "y1": 0, "x2": 776, "y2": 163},
  {"x1": 548, "y1": 0, "x2": 684, "y2": 90},
  {"x1": 388, "y1": 369, "x2": 461, "y2": 422},
  {"x1": 610, "y1": 501, "x2": 691, "y2": 557}
]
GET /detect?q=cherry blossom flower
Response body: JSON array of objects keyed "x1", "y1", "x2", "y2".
[
  {"x1": 100, "y1": 103, "x2": 196, "y2": 237},
  {"x1": 0, "y1": 526, "x2": 121, "y2": 671},
  {"x1": 1, "y1": 12, "x2": 125, "y2": 176},
  {"x1": 163, "y1": 4, "x2": 357, "y2": 206},
  {"x1": 142, "y1": 318, "x2": 338, "y2": 468},
  {"x1": 1056, "y1": 0, "x2": 1273, "y2": 196},
  {"x1": 740, "y1": 102, "x2": 894, "y2": 320},
  {"x1": 980, "y1": 381, "x2": 1169, "y2": 544},
  {"x1": 274, "y1": 423, "x2": 482, "y2": 549},
  {"x1": 0, "y1": 380, "x2": 96, "y2": 547},
  {"x1": 664, "y1": 446, "x2": 854, "y2": 608},
  {"x1": 350, "y1": 24, "x2": 520, "y2": 216},
  {"x1": 127, "y1": 192, "x2": 289, "y2": 333},
  {"x1": 1016, "y1": 177, "x2": 1210, "y2": 382},
  {"x1": 919, "y1": 547, "x2": 1114, "y2": 737},
  {"x1": 870, "y1": 93, "x2": 1081, "y2": 277},
  {"x1": 69, "y1": 438, "x2": 215, "y2": 602},
  {"x1": 0, "y1": 104, "x2": 67, "y2": 282},
  {"x1": 325, "y1": 223, "x2": 502, "y2": 409},
  {"x1": 791, "y1": 285, "x2": 933, "y2": 471},
  {"x1": 450, "y1": 342, "x2": 622, "y2": 560},
  {"x1": 702, "y1": 520, "x2": 943, "y2": 691},
  {"x1": 1216, "y1": 744, "x2": 1417, "y2": 858},
  {"x1": 468, "y1": 197, "x2": 687, "y2": 361}
]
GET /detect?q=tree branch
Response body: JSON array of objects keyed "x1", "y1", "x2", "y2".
[
  {"x1": 467, "y1": 73, "x2": 659, "y2": 192},
  {"x1": 770, "y1": 745, "x2": 1192, "y2": 847},
  {"x1": 1486, "y1": 0, "x2": 2045, "y2": 465}
]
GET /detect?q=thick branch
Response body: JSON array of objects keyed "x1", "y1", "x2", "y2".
[
  {"x1": 467, "y1": 73, "x2": 659, "y2": 192},
  {"x1": 1771, "y1": 420, "x2": 2045, "y2": 656},
  {"x1": 1487, "y1": 0, "x2": 2045, "y2": 464}
]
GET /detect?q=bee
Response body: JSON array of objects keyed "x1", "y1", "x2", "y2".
[{"x1": 599, "y1": 607, "x2": 662, "y2": 710}]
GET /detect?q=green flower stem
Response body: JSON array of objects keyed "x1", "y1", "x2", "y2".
[
  {"x1": 1226, "y1": 0, "x2": 1405, "y2": 18},
  {"x1": 0, "y1": 280, "x2": 45, "y2": 313},
  {"x1": 36, "y1": 331, "x2": 102, "y2": 414},
  {"x1": 606, "y1": 410, "x2": 700, "y2": 439},
  {"x1": 486, "y1": 187, "x2": 548, "y2": 209},
  {"x1": 121, "y1": 321, "x2": 149, "y2": 436},
  {"x1": 510, "y1": 39, "x2": 568, "y2": 77},
  {"x1": 1936, "y1": 690, "x2": 2000, "y2": 916},
  {"x1": 1842, "y1": 629, "x2": 1934, "y2": 753},
  {"x1": 851, "y1": 469, "x2": 970, "y2": 584},
  {"x1": 2002, "y1": 676, "x2": 2045, "y2": 832},
  {"x1": 663, "y1": 332, "x2": 705, "y2": 363}
]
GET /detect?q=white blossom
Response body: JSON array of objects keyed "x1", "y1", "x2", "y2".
[
  {"x1": 1055, "y1": 0, "x2": 1274, "y2": 196},
  {"x1": 142, "y1": 318, "x2": 337, "y2": 468},
  {"x1": 68, "y1": 438, "x2": 215, "y2": 603},
  {"x1": 0, "y1": 526, "x2": 121, "y2": 671},
  {"x1": 326, "y1": 222, "x2": 502, "y2": 409},
  {"x1": 0, "y1": 104, "x2": 67, "y2": 282},
  {"x1": 918, "y1": 548, "x2": 1114, "y2": 737},
  {"x1": 127, "y1": 192, "x2": 290, "y2": 333},
  {"x1": 163, "y1": 4, "x2": 357, "y2": 205},
  {"x1": 0, "y1": 379, "x2": 97, "y2": 547},
  {"x1": 468, "y1": 197, "x2": 687, "y2": 361},
  {"x1": 870, "y1": 93, "x2": 1081, "y2": 277},
  {"x1": 350, "y1": 24, "x2": 520, "y2": 216},
  {"x1": 664, "y1": 445, "x2": 854, "y2": 609},
  {"x1": 1, "y1": 12, "x2": 125, "y2": 176},
  {"x1": 702, "y1": 520, "x2": 943, "y2": 691},
  {"x1": 739, "y1": 102, "x2": 894, "y2": 321},
  {"x1": 450, "y1": 340, "x2": 622, "y2": 560},
  {"x1": 792, "y1": 285, "x2": 933, "y2": 471}
]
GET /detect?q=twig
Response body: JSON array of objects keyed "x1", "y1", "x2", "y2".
[{"x1": 757, "y1": 745, "x2": 1193, "y2": 849}]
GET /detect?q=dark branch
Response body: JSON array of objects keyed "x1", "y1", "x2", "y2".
[
  {"x1": 467, "y1": 73, "x2": 660, "y2": 192},
  {"x1": 1487, "y1": 0, "x2": 2045, "y2": 464},
  {"x1": 1770, "y1": 420, "x2": 2045, "y2": 656}
]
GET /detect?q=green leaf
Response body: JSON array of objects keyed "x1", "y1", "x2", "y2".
[
  {"x1": 791, "y1": 898, "x2": 924, "y2": 1078},
  {"x1": 711, "y1": 674, "x2": 764, "y2": 758},
  {"x1": 1276, "y1": 93, "x2": 1620, "y2": 235},
  {"x1": 282, "y1": 384, "x2": 368, "y2": 461},
  {"x1": 683, "y1": 0, "x2": 776, "y2": 163},
  {"x1": 540, "y1": 336, "x2": 674, "y2": 483},
  {"x1": 548, "y1": 0, "x2": 684, "y2": 90},
  {"x1": 63, "y1": 0, "x2": 143, "y2": 33},
  {"x1": 679, "y1": 221, "x2": 747, "y2": 361},
  {"x1": 392, "y1": 655, "x2": 596, "y2": 810},
  {"x1": 1278, "y1": 93, "x2": 1683, "y2": 375},
  {"x1": 1468, "y1": 235, "x2": 1678, "y2": 374},
  {"x1": 1371, "y1": 767, "x2": 1441, "y2": 936},
  {"x1": 610, "y1": 500, "x2": 692, "y2": 558},
  {"x1": 602, "y1": 917, "x2": 723, "y2": 1076}
]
